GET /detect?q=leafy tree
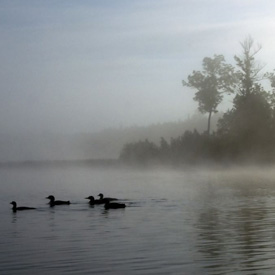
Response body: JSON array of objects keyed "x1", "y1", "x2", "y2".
[
  {"x1": 264, "y1": 70, "x2": 275, "y2": 126},
  {"x1": 119, "y1": 37, "x2": 275, "y2": 165},
  {"x1": 218, "y1": 37, "x2": 273, "y2": 157},
  {"x1": 183, "y1": 55, "x2": 236, "y2": 135},
  {"x1": 234, "y1": 36, "x2": 263, "y2": 97},
  {"x1": 119, "y1": 139, "x2": 159, "y2": 164}
]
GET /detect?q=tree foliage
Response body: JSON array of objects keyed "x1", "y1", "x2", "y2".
[
  {"x1": 120, "y1": 139, "x2": 159, "y2": 164},
  {"x1": 183, "y1": 55, "x2": 236, "y2": 135},
  {"x1": 218, "y1": 36, "x2": 273, "y2": 152},
  {"x1": 120, "y1": 37, "x2": 275, "y2": 165}
]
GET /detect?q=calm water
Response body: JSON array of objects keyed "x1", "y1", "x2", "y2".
[{"x1": 1, "y1": 164, "x2": 275, "y2": 274}]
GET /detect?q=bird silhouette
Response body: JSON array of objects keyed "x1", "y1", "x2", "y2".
[
  {"x1": 10, "y1": 201, "x2": 36, "y2": 212},
  {"x1": 46, "y1": 195, "x2": 70, "y2": 207}
]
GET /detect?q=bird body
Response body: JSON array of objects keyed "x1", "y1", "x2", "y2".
[
  {"x1": 46, "y1": 195, "x2": 70, "y2": 207},
  {"x1": 85, "y1": 196, "x2": 104, "y2": 205},
  {"x1": 98, "y1": 193, "x2": 118, "y2": 203},
  {"x1": 104, "y1": 200, "x2": 126, "y2": 210},
  {"x1": 10, "y1": 201, "x2": 36, "y2": 212}
]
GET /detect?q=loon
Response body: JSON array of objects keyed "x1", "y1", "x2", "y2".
[
  {"x1": 10, "y1": 201, "x2": 36, "y2": 212},
  {"x1": 98, "y1": 193, "x2": 118, "y2": 203},
  {"x1": 46, "y1": 195, "x2": 70, "y2": 207},
  {"x1": 85, "y1": 196, "x2": 104, "y2": 205},
  {"x1": 104, "y1": 200, "x2": 126, "y2": 210}
]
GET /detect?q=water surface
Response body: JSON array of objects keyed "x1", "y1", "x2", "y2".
[{"x1": 1, "y1": 164, "x2": 275, "y2": 274}]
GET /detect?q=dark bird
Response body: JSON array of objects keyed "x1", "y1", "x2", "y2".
[
  {"x1": 104, "y1": 200, "x2": 126, "y2": 210},
  {"x1": 10, "y1": 201, "x2": 36, "y2": 212},
  {"x1": 46, "y1": 195, "x2": 70, "y2": 207},
  {"x1": 98, "y1": 193, "x2": 118, "y2": 203},
  {"x1": 85, "y1": 196, "x2": 104, "y2": 205}
]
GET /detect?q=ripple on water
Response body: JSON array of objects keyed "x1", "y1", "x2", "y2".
[{"x1": 2, "y1": 166, "x2": 275, "y2": 274}]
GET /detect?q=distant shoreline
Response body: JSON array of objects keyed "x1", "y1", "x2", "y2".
[
  {"x1": 1, "y1": 158, "x2": 275, "y2": 171},
  {"x1": 0, "y1": 158, "x2": 120, "y2": 168}
]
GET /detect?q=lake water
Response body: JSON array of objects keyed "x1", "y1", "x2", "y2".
[{"x1": 1, "y1": 163, "x2": 275, "y2": 274}]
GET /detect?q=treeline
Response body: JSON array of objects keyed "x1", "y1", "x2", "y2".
[
  {"x1": 119, "y1": 37, "x2": 275, "y2": 165},
  {"x1": 119, "y1": 129, "x2": 275, "y2": 165}
]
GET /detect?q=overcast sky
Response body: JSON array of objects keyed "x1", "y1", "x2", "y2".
[{"x1": 1, "y1": 0, "x2": 275, "y2": 135}]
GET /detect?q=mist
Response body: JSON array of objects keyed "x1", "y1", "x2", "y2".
[
  {"x1": 0, "y1": 113, "x2": 219, "y2": 162},
  {"x1": 1, "y1": 1, "x2": 275, "y2": 162}
]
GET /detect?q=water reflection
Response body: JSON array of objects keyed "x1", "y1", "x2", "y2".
[
  {"x1": 195, "y1": 181, "x2": 275, "y2": 274},
  {"x1": 3, "y1": 166, "x2": 275, "y2": 274},
  {"x1": 11, "y1": 212, "x2": 17, "y2": 224}
]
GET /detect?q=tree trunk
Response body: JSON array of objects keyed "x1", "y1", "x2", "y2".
[{"x1": 207, "y1": 110, "x2": 212, "y2": 135}]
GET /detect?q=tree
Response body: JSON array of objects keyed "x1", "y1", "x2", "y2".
[
  {"x1": 119, "y1": 139, "x2": 159, "y2": 164},
  {"x1": 264, "y1": 70, "x2": 275, "y2": 129},
  {"x1": 234, "y1": 36, "x2": 263, "y2": 97},
  {"x1": 217, "y1": 37, "x2": 273, "y2": 158},
  {"x1": 183, "y1": 55, "x2": 235, "y2": 135}
]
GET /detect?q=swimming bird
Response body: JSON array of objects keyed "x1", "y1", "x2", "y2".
[
  {"x1": 98, "y1": 193, "x2": 118, "y2": 203},
  {"x1": 85, "y1": 196, "x2": 104, "y2": 205},
  {"x1": 46, "y1": 195, "x2": 70, "y2": 207},
  {"x1": 104, "y1": 200, "x2": 126, "y2": 210},
  {"x1": 10, "y1": 201, "x2": 36, "y2": 212}
]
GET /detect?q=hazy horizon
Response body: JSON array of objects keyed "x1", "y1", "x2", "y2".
[{"x1": 0, "y1": 112, "x2": 220, "y2": 162}]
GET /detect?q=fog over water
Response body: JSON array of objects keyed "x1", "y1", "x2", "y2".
[
  {"x1": 1, "y1": 1, "x2": 275, "y2": 161},
  {"x1": 2, "y1": 164, "x2": 275, "y2": 274}
]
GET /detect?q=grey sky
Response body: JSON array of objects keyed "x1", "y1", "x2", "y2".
[{"x1": 1, "y1": 0, "x2": 275, "y2": 135}]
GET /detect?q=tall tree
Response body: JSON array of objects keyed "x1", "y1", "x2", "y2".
[
  {"x1": 264, "y1": 69, "x2": 275, "y2": 128},
  {"x1": 183, "y1": 55, "x2": 235, "y2": 135},
  {"x1": 218, "y1": 37, "x2": 273, "y2": 156},
  {"x1": 234, "y1": 36, "x2": 263, "y2": 97}
]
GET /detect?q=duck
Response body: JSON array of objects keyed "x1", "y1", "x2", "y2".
[
  {"x1": 104, "y1": 200, "x2": 126, "y2": 210},
  {"x1": 10, "y1": 201, "x2": 36, "y2": 212},
  {"x1": 46, "y1": 195, "x2": 70, "y2": 207},
  {"x1": 98, "y1": 193, "x2": 118, "y2": 203},
  {"x1": 85, "y1": 196, "x2": 104, "y2": 205}
]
